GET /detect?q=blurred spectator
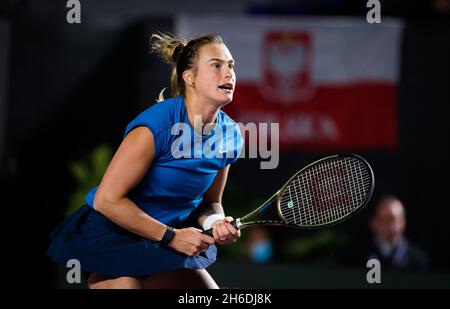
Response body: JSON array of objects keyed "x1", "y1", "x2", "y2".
[
  {"x1": 367, "y1": 195, "x2": 429, "y2": 271},
  {"x1": 337, "y1": 195, "x2": 429, "y2": 271},
  {"x1": 245, "y1": 227, "x2": 273, "y2": 263}
]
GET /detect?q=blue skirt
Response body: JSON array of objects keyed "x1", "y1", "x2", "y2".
[{"x1": 46, "y1": 205, "x2": 217, "y2": 277}]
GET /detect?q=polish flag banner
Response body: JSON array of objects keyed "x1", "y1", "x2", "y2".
[{"x1": 176, "y1": 16, "x2": 403, "y2": 151}]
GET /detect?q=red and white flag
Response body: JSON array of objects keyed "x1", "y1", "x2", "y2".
[{"x1": 177, "y1": 16, "x2": 403, "y2": 151}]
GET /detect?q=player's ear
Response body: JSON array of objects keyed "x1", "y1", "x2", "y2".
[{"x1": 183, "y1": 70, "x2": 195, "y2": 88}]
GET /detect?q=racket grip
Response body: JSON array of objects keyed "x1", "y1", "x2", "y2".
[{"x1": 202, "y1": 219, "x2": 240, "y2": 237}]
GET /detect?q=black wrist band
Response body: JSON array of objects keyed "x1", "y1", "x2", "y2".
[{"x1": 160, "y1": 226, "x2": 175, "y2": 245}]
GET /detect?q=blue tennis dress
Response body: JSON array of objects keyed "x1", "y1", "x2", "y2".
[{"x1": 47, "y1": 96, "x2": 243, "y2": 277}]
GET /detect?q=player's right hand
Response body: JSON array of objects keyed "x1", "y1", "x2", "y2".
[{"x1": 167, "y1": 227, "x2": 215, "y2": 256}]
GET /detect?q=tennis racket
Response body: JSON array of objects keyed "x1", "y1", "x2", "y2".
[{"x1": 203, "y1": 153, "x2": 375, "y2": 236}]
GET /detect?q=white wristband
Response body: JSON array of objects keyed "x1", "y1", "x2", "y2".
[{"x1": 202, "y1": 214, "x2": 225, "y2": 231}]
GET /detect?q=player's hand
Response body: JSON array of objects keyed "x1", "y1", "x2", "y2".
[
  {"x1": 211, "y1": 216, "x2": 241, "y2": 245},
  {"x1": 167, "y1": 227, "x2": 215, "y2": 256}
]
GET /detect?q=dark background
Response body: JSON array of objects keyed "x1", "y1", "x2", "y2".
[{"x1": 0, "y1": 0, "x2": 449, "y2": 288}]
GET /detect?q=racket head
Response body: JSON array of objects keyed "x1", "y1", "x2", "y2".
[{"x1": 276, "y1": 154, "x2": 375, "y2": 229}]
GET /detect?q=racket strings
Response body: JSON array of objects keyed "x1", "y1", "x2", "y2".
[
  {"x1": 302, "y1": 159, "x2": 368, "y2": 224},
  {"x1": 279, "y1": 157, "x2": 372, "y2": 226},
  {"x1": 307, "y1": 158, "x2": 368, "y2": 224}
]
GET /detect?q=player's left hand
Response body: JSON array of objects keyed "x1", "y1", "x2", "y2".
[{"x1": 211, "y1": 216, "x2": 241, "y2": 245}]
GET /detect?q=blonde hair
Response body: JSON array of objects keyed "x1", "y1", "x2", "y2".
[{"x1": 150, "y1": 32, "x2": 224, "y2": 101}]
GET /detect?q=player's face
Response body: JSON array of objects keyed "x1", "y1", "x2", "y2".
[{"x1": 192, "y1": 43, "x2": 236, "y2": 106}]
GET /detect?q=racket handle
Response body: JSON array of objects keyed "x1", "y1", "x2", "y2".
[{"x1": 202, "y1": 219, "x2": 241, "y2": 237}]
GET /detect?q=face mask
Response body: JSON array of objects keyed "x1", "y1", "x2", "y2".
[{"x1": 249, "y1": 240, "x2": 273, "y2": 263}]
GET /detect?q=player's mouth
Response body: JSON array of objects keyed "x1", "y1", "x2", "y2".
[{"x1": 218, "y1": 83, "x2": 234, "y2": 93}]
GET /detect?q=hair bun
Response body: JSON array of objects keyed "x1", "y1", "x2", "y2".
[
  {"x1": 172, "y1": 44, "x2": 184, "y2": 63},
  {"x1": 150, "y1": 33, "x2": 187, "y2": 65}
]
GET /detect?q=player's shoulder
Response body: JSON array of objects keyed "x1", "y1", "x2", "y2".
[
  {"x1": 133, "y1": 96, "x2": 184, "y2": 134},
  {"x1": 141, "y1": 96, "x2": 183, "y2": 119}
]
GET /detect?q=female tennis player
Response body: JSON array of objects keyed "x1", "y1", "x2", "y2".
[{"x1": 47, "y1": 33, "x2": 243, "y2": 289}]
